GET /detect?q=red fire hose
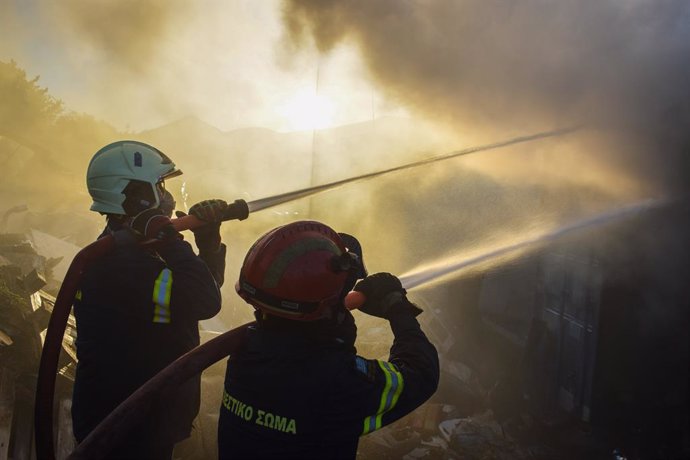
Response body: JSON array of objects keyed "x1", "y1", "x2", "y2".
[
  {"x1": 67, "y1": 321, "x2": 254, "y2": 460},
  {"x1": 34, "y1": 199, "x2": 249, "y2": 460}
]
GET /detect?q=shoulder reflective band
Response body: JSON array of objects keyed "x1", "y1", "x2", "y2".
[
  {"x1": 362, "y1": 360, "x2": 404, "y2": 435},
  {"x1": 152, "y1": 268, "x2": 173, "y2": 323}
]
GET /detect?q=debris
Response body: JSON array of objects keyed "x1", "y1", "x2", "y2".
[
  {"x1": 0, "y1": 230, "x2": 77, "y2": 459},
  {"x1": 445, "y1": 410, "x2": 529, "y2": 460}
]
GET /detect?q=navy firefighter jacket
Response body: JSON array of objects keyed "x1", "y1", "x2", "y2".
[
  {"x1": 71, "y1": 228, "x2": 224, "y2": 444},
  {"x1": 218, "y1": 311, "x2": 440, "y2": 460}
]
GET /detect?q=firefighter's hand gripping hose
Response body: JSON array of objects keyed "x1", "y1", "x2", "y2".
[
  {"x1": 188, "y1": 199, "x2": 231, "y2": 223},
  {"x1": 130, "y1": 208, "x2": 180, "y2": 241},
  {"x1": 34, "y1": 199, "x2": 248, "y2": 460},
  {"x1": 173, "y1": 198, "x2": 249, "y2": 232},
  {"x1": 182, "y1": 199, "x2": 233, "y2": 253},
  {"x1": 345, "y1": 272, "x2": 423, "y2": 318}
]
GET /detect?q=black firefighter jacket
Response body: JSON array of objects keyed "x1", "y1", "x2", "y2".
[
  {"x1": 71, "y1": 230, "x2": 224, "y2": 444},
  {"x1": 218, "y1": 311, "x2": 440, "y2": 460}
]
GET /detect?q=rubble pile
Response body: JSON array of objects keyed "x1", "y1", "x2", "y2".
[
  {"x1": 357, "y1": 403, "x2": 546, "y2": 460},
  {"x1": 0, "y1": 232, "x2": 76, "y2": 460}
]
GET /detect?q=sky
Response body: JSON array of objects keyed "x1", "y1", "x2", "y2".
[{"x1": 0, "y1": 0, "x2": 407, "y2": 133}]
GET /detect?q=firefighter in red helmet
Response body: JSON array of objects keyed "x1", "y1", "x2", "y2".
[{"x1": 218, "y1": 221, "x2": 439, "y2": 459}]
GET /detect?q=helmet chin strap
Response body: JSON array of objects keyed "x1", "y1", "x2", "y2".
[
  {"x1": 158, "y1": 190, "x2": 176, "y2": 217},
  {"x1": 118, "y1": 187, "x2": 176, "y2": 221}
]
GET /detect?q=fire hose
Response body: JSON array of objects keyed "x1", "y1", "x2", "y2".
[
  {"x1": 34, "y1": 199, "x2": 249, "y2": 460},
  {"x1": 66, "y1": 321, "x2": 255, "y2": 460}
]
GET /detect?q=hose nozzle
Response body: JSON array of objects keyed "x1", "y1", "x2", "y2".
[
  {"x1": 223, "y1": 199, "x2": 249, "y2": 221},
  {"x1": 172, "y1": 199, "x2": 249, "y2": 232},
  {"x1": 344, "y1": 291, "x2": 366, "y2": 310}
]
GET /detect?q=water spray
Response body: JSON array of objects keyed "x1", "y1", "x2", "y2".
[
  {"x1": 399, "y1": 199, "x2": 663, "y2": 289},
  {"x1": 165, "y1": 125, "x2": 581, "y2": 223},
  {"x1": 344, "y1": 198, "x2": 666, "y2": 312},
  {"x1": 247, "y1": 125, "x2": 581, "y2": 213},
  {"x1": 180, "y1": 181, "x2": 190, "y2": 213}
]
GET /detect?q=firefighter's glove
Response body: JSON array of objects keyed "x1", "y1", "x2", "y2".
[
  {"x1": 131, "y1": 208, "x2": 179, "y2": 241},
  {"x1": 353, "y1": 272, "x2": 422, "y2": 320},
  {"x1": 189, "y1": 199, "x2": 229, "y2": 223},
  {"x1": 177, "y1": 199, "x2": 227, "y2": 253}
]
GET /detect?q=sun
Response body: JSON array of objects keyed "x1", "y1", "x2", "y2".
[{"x1": 278, "y1": 89, "x2": 336, "y2": 131}]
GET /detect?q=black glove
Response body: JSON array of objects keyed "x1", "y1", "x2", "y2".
[
  {"x1": 189, "y1": 199, "x2": 229, "y2": 223},
  {"x1": 131, "y1": 208, "x2": 179, "y2": 241},
  {"x1": 177, "y1": 199, "x2": 228, "y2": 253},
  {"x1": 353, "y1": 272, "x2": 422, "y2": 319}
]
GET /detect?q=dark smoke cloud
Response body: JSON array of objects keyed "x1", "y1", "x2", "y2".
[{"x1": 282, "y1": 0, "x2": 690, "y2": 193}]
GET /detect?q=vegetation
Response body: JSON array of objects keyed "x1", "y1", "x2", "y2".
[
  {"x1": 0, "y1": 60, "x2": 122, "y2": 243},
  {"x1": 0, "y1": 60, "x2": 121, "y2": 169}
]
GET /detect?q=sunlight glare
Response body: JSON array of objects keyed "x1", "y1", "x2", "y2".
[{"x1": 277, "y1": 89, "x2": 335, "y2": 131}]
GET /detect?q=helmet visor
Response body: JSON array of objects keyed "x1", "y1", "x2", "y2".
[{"x1": 160, "y1": 168, "x2": 183, "y2": 181}]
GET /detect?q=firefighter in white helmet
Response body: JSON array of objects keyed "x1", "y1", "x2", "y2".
[{"x1": 73, "y1": 140, "x2": 228, "y2": 459}]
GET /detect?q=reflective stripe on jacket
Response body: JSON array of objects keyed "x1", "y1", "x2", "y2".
[
  {"x1": 72, "y1": 231, "x2": 224, "y2": 444},
  {"x1": 218, "y1": 312, "x2": 439, "y2": 460}
]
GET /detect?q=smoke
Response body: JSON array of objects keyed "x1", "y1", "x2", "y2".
[
  {"x1": 282, "y1": 0, "x2": 690, "y2": 193},
  {"x1": 1, "y1": 1, "x2": 322, "y2": 132},
  {"x1": 280, "y1": 4, "x2": 690, "y2": 402},
  {"x1": 55, "y1": 0, "x2": 190, "y2": 73}
]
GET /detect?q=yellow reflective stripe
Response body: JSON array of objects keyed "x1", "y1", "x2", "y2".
[
  {"x1": 75, "y1": 290, "x2": 82, "y2": 301},
  {"x1": 153, "y1": 304, "x2": 170, "y2": 323},
  {"x1": 362, "y1": 360, "x2": 404, "y2": 435},
  {"x1": 382, "y1": 361, "x2": 404, "y2": 413},
  {"x1": 152, "y1": 268, "x2": 173, "y2": 323}
]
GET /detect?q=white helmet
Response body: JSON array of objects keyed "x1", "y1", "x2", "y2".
[{"x1": 86, "y1": 140, "x2": 182, "y2": 216}]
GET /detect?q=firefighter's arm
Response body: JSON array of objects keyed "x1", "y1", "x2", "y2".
[
  {"x1": 185, "y1": 199, "x2": 229, "y2": 286},
  {"x1": 322, "y1": 274, "x2": 439, "y2": 438},
  {"x1": 386, "y1": 310, "x2": 440, "y2": 414},
  {"x1": 322, "y1": 319, "x2": 439, "y2": 440},
  {"x1": 156, "y1": 238, "x2": 222, "y2": 321},
  {"x1": 120, "y1": 206, "x2": 223, "y2": 322},
  {"x1": 195, "y1": 241, "x2": 226, "y2": 287},
  {"x1": 328, "y1": 272, "x2": 439, "y2": 433},
  {"x1": 350, "y1": 272, "x2": 437, "y2": 379},
  {"x1": 361, "y1": 311, "x2": 439, "y2": 431}
]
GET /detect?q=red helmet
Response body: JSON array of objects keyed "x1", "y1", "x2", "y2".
[{"x1": 236, "y1": 221, "x2": 352, "y2": 321}]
